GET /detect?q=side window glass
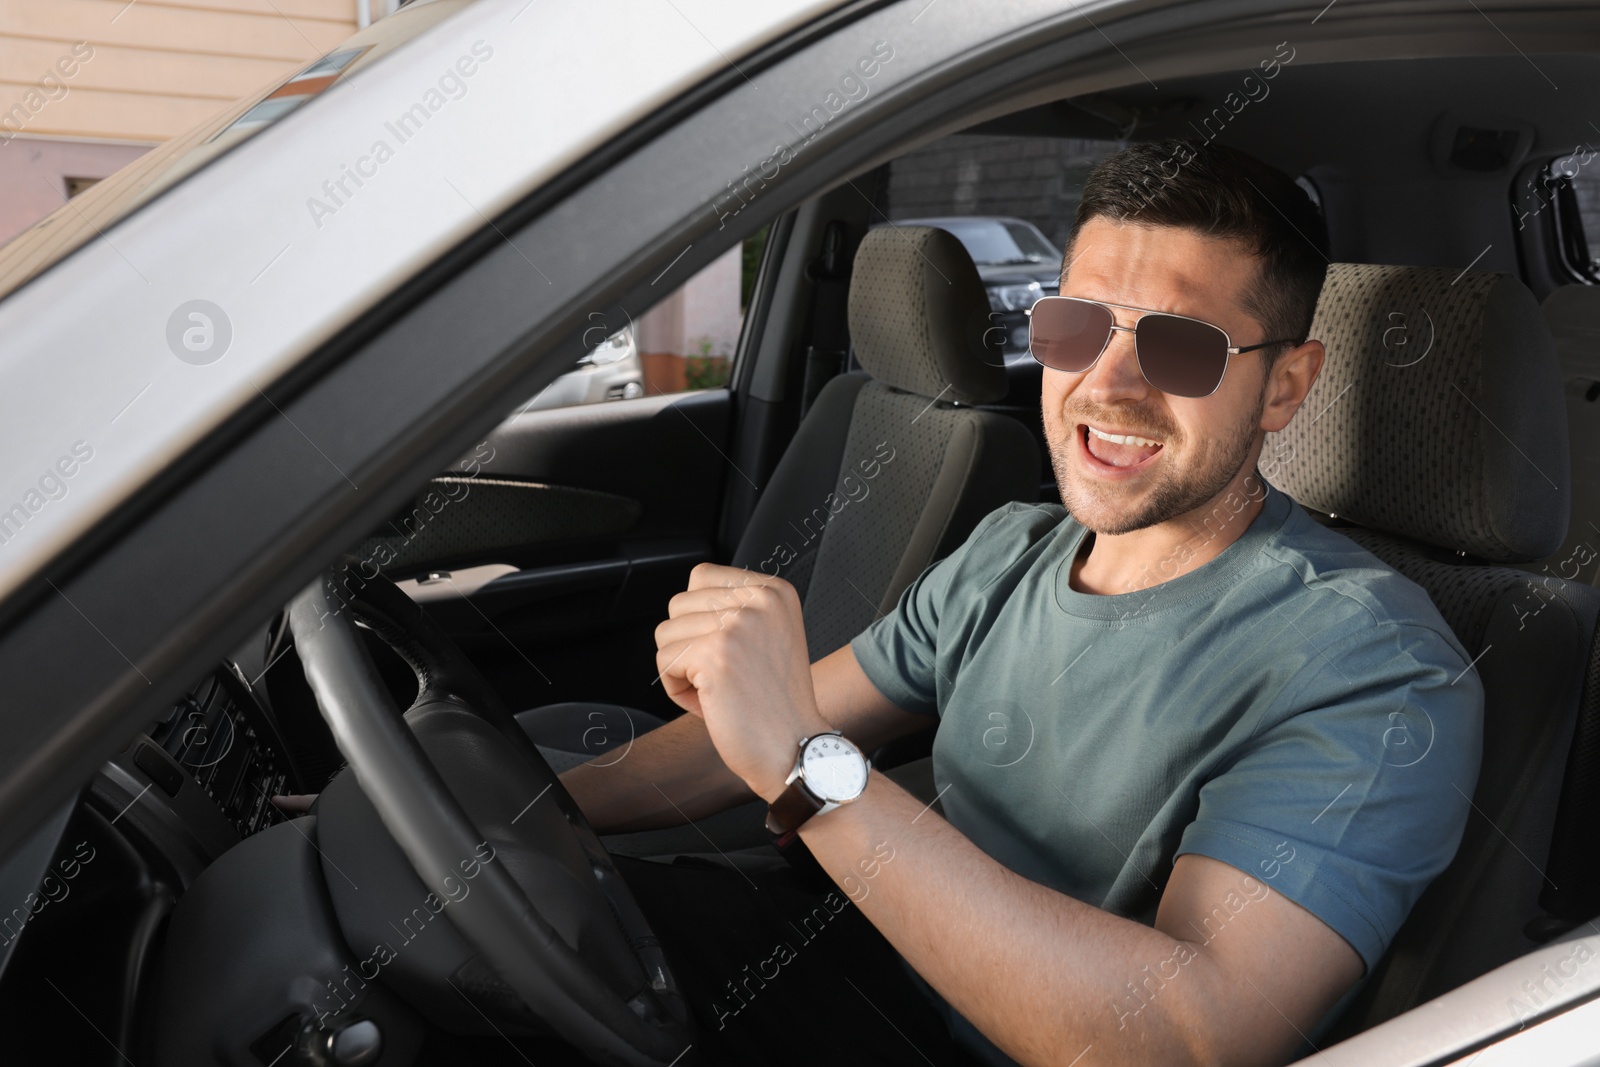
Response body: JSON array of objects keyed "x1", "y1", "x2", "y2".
[
  {"x1": 1544, "y1": 151, "x2": 1600, "y2": 282},
  {"x1": 521, "y1": 226, "x2": 768, "y2": 412},
  {"x1": 1565, "y1": 163, "x2": 1600, "y2": 280},
  {"x1": 883, "y1": 132, "x2": 1127, "y2": 360}
]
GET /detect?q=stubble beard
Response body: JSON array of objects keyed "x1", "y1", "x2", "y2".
[{"x1": 1047, "y1": 391, "x2": 1265, "y2": 536}]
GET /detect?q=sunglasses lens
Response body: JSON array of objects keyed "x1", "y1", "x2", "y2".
[
  {"x1": 1030, "y1": 298, "x2": 1113, "y2": 372},
  {"x1": 1135, "y1": 314, "x2": 1229, "y2": 397}
]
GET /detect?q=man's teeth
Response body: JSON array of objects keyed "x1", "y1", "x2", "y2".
[{"x1": 1088, "y1": 426, "x2": 1161, "y2": 448}]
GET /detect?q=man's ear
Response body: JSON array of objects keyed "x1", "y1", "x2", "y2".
[{"x1": 1260, "y1": 339, "x2": 1325, "y2": 433}]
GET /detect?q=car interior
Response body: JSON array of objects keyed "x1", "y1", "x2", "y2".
[{"x1": 3, "y1": 4, "x2": 1600, "y2": 1064}]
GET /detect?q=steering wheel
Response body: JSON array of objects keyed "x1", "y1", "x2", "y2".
[{"x1": 287, "y1": 559, "x2": 692, "y2": 1065}]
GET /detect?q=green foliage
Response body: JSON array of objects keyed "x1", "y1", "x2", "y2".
[{"x1": 686, "y1": 336, "x2": 731, "y2": 390}]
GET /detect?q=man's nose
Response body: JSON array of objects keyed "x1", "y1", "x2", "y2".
[{"x1": 1079, "y1": 325, "x2": 1150, "y2": 402}]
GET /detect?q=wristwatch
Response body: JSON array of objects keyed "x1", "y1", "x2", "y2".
[{"x1": 765, "y1": 730, "x2": 871, "y2": 837}]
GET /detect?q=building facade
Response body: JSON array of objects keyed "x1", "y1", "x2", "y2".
[{"x1": 0, "y1": 0, "x2": 384, "y2": 245}]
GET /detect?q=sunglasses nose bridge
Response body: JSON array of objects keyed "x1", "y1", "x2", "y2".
[
  {"x1": 1082, "y1": 320, "x2": 1148, "y2": 393},
  {"x1": 1102, "y1": 320, "x2": 1141, "y2": 362}
]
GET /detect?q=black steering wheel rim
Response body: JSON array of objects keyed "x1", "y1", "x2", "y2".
[{"x1": 287, "y1": 559, "x2": 693, "y2": 1065}]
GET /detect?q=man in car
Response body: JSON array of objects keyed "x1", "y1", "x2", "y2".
[{"x1": 558, "y1": 140, "x2": 1482, "y2": 1067}]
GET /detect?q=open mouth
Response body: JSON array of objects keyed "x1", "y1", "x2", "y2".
[{"x1": 1079, "y1": 423, "x2": 1164, "y2": 473}]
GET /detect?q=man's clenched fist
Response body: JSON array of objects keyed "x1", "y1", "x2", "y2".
[{"x1": 653, "y1": 563, "x2": 832, "y2": 802}]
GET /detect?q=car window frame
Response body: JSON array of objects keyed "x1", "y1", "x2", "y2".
[{"x1": 0, "y1": 0, "x2": 856, "y2": 613}]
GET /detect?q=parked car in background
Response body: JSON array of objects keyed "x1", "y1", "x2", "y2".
[
  {"x1": 520, "y1": 326, "x2": 644, "y2": 412},
  {"x1": 891, "y1": 215, "x2": 1064, "y2": 358}
]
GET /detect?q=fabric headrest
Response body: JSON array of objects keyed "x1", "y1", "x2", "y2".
[
  {"x1": 1266, "y1": 262, "x2": 1568, "y2": 563},
  {"x1": 848, "y1": 226, "x2": 1008, "y2": 404}
]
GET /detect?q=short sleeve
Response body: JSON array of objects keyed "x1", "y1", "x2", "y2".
[
  {"x1": 849, "y1": 503, "x2": 1024, "y2": 717},
  {"x1": 1174, "y1": 623, "x2": 1484, "y2": 971}
]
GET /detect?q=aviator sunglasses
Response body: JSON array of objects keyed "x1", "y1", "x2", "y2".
[{"x1": 1026, "y1": 296, "x2": 1303, "y2": 399}]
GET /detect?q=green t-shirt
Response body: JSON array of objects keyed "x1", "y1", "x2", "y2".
[{"x1": 850, "y1": 481, "x2": 1483, "y2": 1059}]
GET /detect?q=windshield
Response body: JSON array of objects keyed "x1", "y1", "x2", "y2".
[
  {"x1": 0, "y1": 0, "x2": 470, "y2": 304},
  {"x1": 932, "y1": 218, "x2": 1061, "y2": 266}
]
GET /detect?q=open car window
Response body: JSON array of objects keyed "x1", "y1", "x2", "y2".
[{"x1": 518, "y1": 225, "x2": 769, "y2": 414}]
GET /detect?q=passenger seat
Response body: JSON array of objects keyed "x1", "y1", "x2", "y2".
[
  {"x1": 517, "y1": 225, "x2": 1040, "y2": 852},
  {"x1": 1263, "y1": 263, "x2": 1600, "y2": 1040}
]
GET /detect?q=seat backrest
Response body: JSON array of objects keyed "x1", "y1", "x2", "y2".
[
  {"x1": 729, "y1": 225, "x2": 1039, "y2": 660},
  {"x1": 1536, "y1": 284, "x2": 1600, "y2": 585},
  {"x1": 1263, "y1": 262, "x2": 1600, "y2": 1037}
]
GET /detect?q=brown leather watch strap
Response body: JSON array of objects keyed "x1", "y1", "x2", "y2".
[{"x1": 765, "y1": 778, "x2": 823, "y2": 836}]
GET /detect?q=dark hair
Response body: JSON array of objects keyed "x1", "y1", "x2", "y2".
[{"x1": 1066, "y1": 139, "x2": 1328, "y2": 361}]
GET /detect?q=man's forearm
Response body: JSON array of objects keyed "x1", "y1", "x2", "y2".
[
  {"x1": 559, "y1": 645, "x2": 923, "y2": 834},
  {"x1": 559, "y1": 712, "x2": 755, "y2": 833},
  {"x1": 795, "y1": 775, "x2": 1279, "y2": 1067}
]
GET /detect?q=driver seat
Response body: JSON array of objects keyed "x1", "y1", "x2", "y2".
[
  {"x1": 516, "y1": 225, "x2": 1039, "y2": 847},
  {"x1": 1260, "y1": 262, "x2": 1600, "y2": 1040}
]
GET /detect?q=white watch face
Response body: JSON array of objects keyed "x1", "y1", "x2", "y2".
[{"x1": 801, "y1": 734, "x2": 868, "y2": 803}]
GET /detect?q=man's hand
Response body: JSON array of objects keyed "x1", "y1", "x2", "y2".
[{"x1": 653, "y1": 563, "x2": 832, "y2": 802}]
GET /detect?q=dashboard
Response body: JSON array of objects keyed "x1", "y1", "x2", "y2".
[
  {"x1": 0, "y1": 638, "x2": 322, "y2": 1063},
  {"x1": 142, "y1": 667, "x2": 294, "y2": 839},
  {"x1": 79, "y1": 649, "x2": 312, "y2": 896}
]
